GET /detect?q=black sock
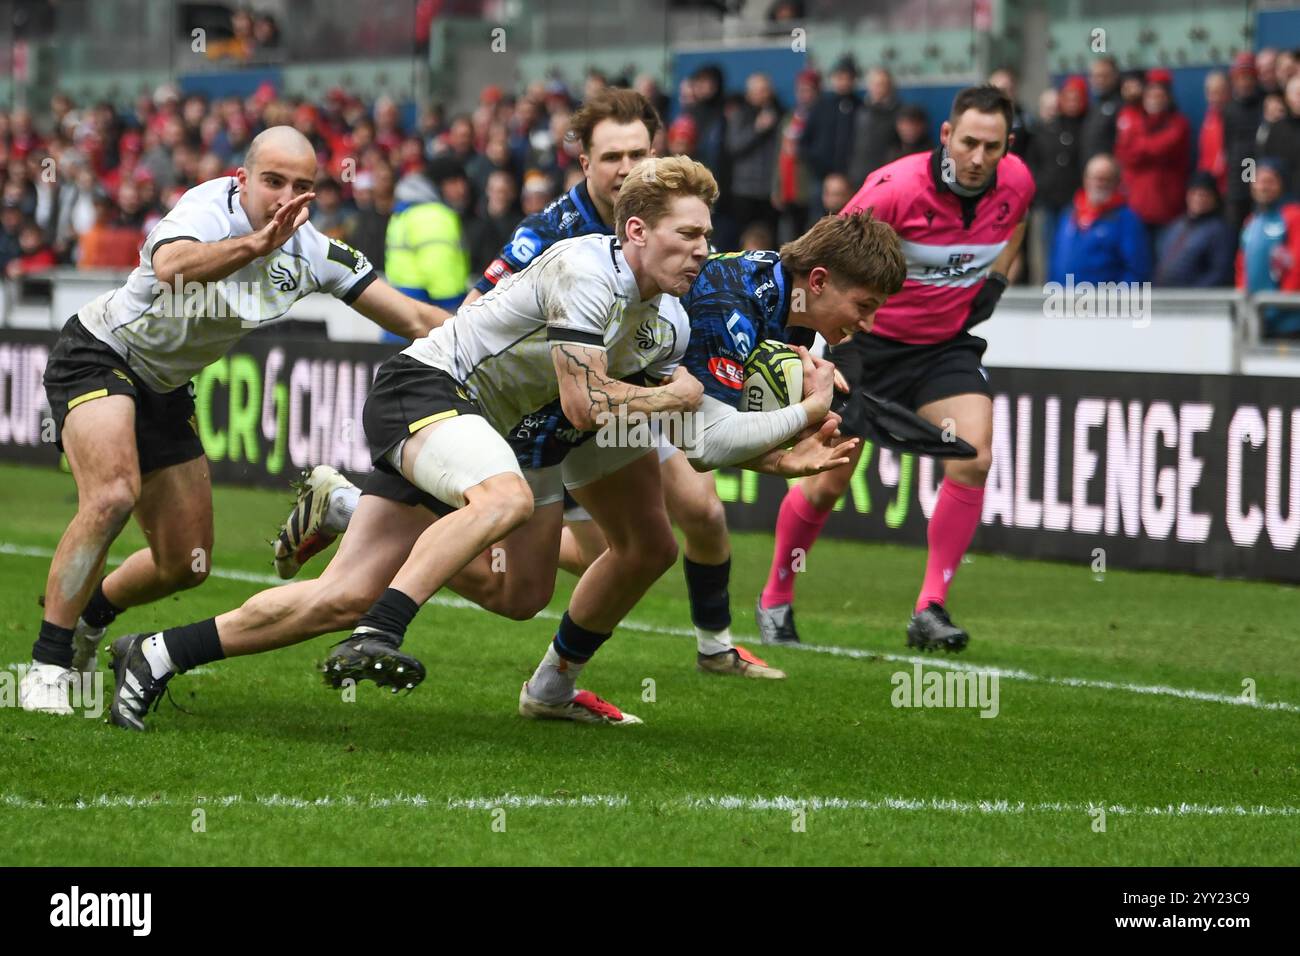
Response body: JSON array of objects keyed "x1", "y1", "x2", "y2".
[
  {"x1": 162, "y1": 618, "x2": 226, "y2": 673},
  {"x1": 552, "y1": 611, "x2": 611, "y2": 663},
  {"x1": 683, "y1": 556, "x2": 732, "y2": 632},
  {"x1": 356, "y1": 588, "x2": 420, "y2": 644},
  {"x1": 81, "y1": 579, "x2": 122, "y2": 629},
  {"x1": 32, "y1": 620, "x2": 74, "y2": 668}
]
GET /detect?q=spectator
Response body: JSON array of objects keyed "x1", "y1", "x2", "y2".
[
  {"x1": 667, "y1": 115, "x2": 697, "y2": 157},
  {"x1": 0, "y1": 198, "x2": 23, "y2": 270},
  {"x1": 1081, "y1": 55, "x2": 1122, "y2": 162},
  {"x1": 771, "y1": 68, "x2": 819, "y2": 244},
  {"x1": 1028, "y1": 79, "x2": 1087, "y2": 285},
  {"x1": 1154, "y1": 172, "x2": 1235, "y2": 287},
  {"x1": 1264, "y1": 75, "x2": 1300, "y2": 196},
  {"x1": 887, "y1": 104, "x2": 933, "y2": 163},
  {"x1": 800, "y1": 55, "x2": 861, "y2": 212},
  {"x1": 520, "y1": 170, "x2": 555, "y2": 215},
  {"x1": 1224, "y1": 52, "x2": 1265, "y2": 234},
  {"x1": 76, "y1": 192, "x2": 143, "y2": 268},
  {"x1": 1237, "y1": 159, "x2": 1300, "y2": 336},
  {"x1": 1279, "y1": 49, "x2": 1299, "y2": 90},
  {"x1": 633, "y1": 73, "x2": 670, "y2": 125},
  {"x1": 466, "y1": 168, "x2": 519, "y2": 274},
  {"x1": 385, "y1": 155, "x2": 470, "y2": 316},
  {"x1": 309, "y1": 178, "x2": 355, "y2": 240},
  {"x1": 1114, "y1": 71, "x2": 1191, "y2": 249},
  {"x1": 350, "y1": 162, "x2": 396, "y2": 271},
  {"x1": 1258, "y1": 47, "x2": 1282, "y2": 97},
  {"x1": 727, "y1": 72, "x2": 783, "y2": 238},
  {"x1": 6, "y1": 221, "x2": 56, "y2": 278},
  {"x1": 1199, "y1": 71, "x2": 1229, "y2": 196},
  {"x1": 739, "y1": 221, "x2": 775, "y2": 251},
  {"x1": 1050, "y1": 153, "x2": 1150, "y2": 285},
  {"x1": 207, "y1": 8, "x2": 255, "y2": 62},
  {"x1": 439, "y1": 114, "x2": 478, "y2": 168},
  {"x1": 820, "y1": 171, "x2": 852, "y2": 216},
  {"x1": 846, "y1": 67, "x2": 900, "y2": 186},
  {"x1": 467, "y1": 126, "x2": 516, "y2": 199},
  {"x1": 989, "y1": 65, "x2": 1031, "y2": 157}
]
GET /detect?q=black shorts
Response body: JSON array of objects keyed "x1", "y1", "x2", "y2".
[
  {"x1": 360, "y1": 353, "x2": 484, "y2": 512},
  {"x1": 358, "y1": 467, "x2": 456, "y2": 517},
  {"x1": 828, "y1": 330, "x2": 992, "y2": 415},
  {"x1": 43, "y1": 316, "x2": 205, "y2": 474}
]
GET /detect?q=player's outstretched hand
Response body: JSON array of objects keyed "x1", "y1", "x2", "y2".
[
  {"x1": 664, "y1": 365, "x2": 704, "y2": 413},
  {"x1": 250, "y1": 192, "x2": 315, "y2": 257},
  {"x1": 777, "y1": 416, "x2": 858, "y2": 477}
]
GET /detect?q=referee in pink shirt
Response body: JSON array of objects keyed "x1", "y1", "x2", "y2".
[{"x1": 757, "y1": 85, "x2": 1034, "y2": 652}]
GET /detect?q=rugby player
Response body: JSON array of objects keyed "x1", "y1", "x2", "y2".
[
  {"x1": 104, "y1": 158, "x2": 858, "y2": 730},
  {"x1": 19, "y1": 126, "x2": 445, "y2": 715},
  {"x1": 272, "y1": 89, "x2": 758, "y2": 675},
  {"x1": 756, "y1": 85, "x2": 1034, "y2": 652}
]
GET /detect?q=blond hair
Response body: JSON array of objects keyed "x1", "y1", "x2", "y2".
[
  {"x1": 614, "y1": 156, "x2": 719, "y2": 241},
  {"x1": 780, "y1": 213, "x2": 906, "y2": 295}
]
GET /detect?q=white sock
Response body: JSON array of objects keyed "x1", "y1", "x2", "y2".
[
  {"x1": 527, "y1": 644, "x2": 583, "y2": 704},
  {"x1": 142, "y1": 633, "x2": 176, "y2": 680},
  {"x1": 323, "y1": 484, "x2": 360, "y2": 534},
  {"x1": 696, "y1": 626, "x2": 734, "y2": 656}
]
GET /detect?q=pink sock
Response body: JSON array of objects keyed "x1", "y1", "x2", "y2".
[
  {"x1": 761, "y1": 485, "x2": 832, "y2": 608},
  {"x1": 916, "y1": 477, "x2": 985, "y2": 612}
]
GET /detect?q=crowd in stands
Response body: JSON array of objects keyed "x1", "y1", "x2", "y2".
[{"x1": 3, "y1": 45, "x2": 1300, "y2": 333}]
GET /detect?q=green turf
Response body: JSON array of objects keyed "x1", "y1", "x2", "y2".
[{"x1": 0, "y1": 462, "x2": 1296, "y2": 866}]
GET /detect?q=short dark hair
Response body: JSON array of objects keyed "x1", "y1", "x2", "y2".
[
  {"x1": 569, "y1": 88, "x2": 663, "y2": 153},
  {"x1": 949, "y1": 85, "x2": 1013, "y2": 138}
]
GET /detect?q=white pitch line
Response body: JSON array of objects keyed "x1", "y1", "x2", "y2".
[
  {"x1": 3, "y1": 541, "x2": 1296, "y2": 715},
  {"x1": 1, "y1": 791, "x2": 1296, "y2": 817}
]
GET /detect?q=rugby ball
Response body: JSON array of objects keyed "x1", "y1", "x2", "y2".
[{"x1": 742, "y1": 340, "x2": 803, "y2": 412}]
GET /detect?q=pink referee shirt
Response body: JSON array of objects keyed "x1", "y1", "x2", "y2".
[{"x1": 842, "y1": 148, "x2": 1035, "y2": 344}]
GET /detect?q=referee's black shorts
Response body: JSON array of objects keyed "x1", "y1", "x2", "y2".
[{"x1": 828, "y1": 329, "x2": 992, "y2": 415}]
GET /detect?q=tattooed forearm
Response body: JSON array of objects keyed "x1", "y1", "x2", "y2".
[{"x1": 553, "y1": 343, "x2": 685, "y2": 429}]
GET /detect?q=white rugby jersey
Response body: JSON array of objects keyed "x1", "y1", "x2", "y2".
[
  {"x1": 78, "y1": 176, "x2": 377, "y2": 392},
  {"x1": 403, "y1": 234, "x2": 689, "y2": 434}
]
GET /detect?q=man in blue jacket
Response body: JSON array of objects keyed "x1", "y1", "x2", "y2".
[
  {"x1": 1154, "y1": 171, "x2": 1235, "y2": 287},
  {"x1": 1050, "y1": 153, "x2": 1150, "y2": 285}
]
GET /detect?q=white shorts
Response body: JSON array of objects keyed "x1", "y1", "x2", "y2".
[
  {"x1": 523, "y1": 465, "x2": 564, "y2": 507},
  {"x1": 561, "y1": 435, "x2": 656, "y2": 492},
  {"x1": 387, "y1": 414, "x2": 523, "y2": 510},
  {"x1": 657, "y1": 434, "x2": 678, "y2": 464}
]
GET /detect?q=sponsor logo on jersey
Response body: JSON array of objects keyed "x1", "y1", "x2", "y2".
[
  {"x1": 708, "y1": 356, "x2": 744, "y2": 389},
  {"x1": 725, "y1": 311, "x2": 753, "y2": 354},
  {"x1": 509, "y1": 228, "x2": 540, "y2": 264},
  {"x1": 268, "y1": 259, "x2": 300, "y2": 292},
  {"x1": 635, "y1": 320, "x2": 657, "y2": 351},
  {"x1": 484, "y1": 259, "x2": 512, "y2": 285}
]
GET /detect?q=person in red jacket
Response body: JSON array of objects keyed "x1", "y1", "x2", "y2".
[
  {"x1": 1199, "y1": 71, "x2": 1229, "y2": 196},
  {"x1": 1115, "y1": 69, "x2": 1191, "y2": 254}
]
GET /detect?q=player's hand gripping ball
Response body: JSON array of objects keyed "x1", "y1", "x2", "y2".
[{"x1": 742, "y1": 340, "x2": 804, "y2": 412}]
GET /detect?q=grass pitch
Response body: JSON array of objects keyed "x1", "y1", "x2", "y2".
[{"x1": 0, "y1": 462, "x2": 1296, "y2": 866}]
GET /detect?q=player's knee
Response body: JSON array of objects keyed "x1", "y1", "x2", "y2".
[
  {"x1": 949, "y1": 449, "x2": 992, "y2": 487},
  {"x1": 83, "y1": 478, "x2": 139, "y2": 534},
  {"x1": 633, "y1": 526, "x2": 678, "y2": 578},
  {"x1": 500, "y1": 580, "x2": 556, "y2": 621},
  {"x1": 158, "y1": 554, "x2": 209, "y2": 592},
  {"x1": 678, "y1": 489, "x2": 727, "y2": 541},
  {"x1": 474, "y1": 478, "x2": 534, "y2": 537}
]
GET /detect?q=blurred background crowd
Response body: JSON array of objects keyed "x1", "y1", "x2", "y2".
[{"x1": 0, "y1": 2, "x2": 1296, "y2": 330}]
